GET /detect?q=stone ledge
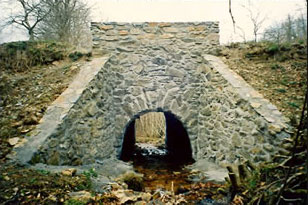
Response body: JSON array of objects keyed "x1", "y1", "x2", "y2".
[{"x1": 203, "y1": 54, "x2": 290, "y2": 134}]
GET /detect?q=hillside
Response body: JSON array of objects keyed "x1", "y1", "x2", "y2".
[{"x1": 0, "y1": 41, "x2": 92, "y2": 162}]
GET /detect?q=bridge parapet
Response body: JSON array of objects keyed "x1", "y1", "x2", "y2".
[{"x1": 91, "y1": 22, "x2": 219, "y2": 55}]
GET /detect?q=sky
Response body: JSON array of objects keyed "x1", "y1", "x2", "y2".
[{"x1": 0, "y1": 0, "x2": 306, "y2": 44}]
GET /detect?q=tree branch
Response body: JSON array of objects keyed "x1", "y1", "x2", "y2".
[{"x1": 229, "y1": 0, "x2": 236, "y2": 33}]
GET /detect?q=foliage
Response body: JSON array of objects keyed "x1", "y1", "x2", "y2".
[
  {"x1": 69, "y1": 51, "x2": 84, "y2": 62},
  {"x1": 224, "y1": 127, "x2": 307, "y2": 204},
  {"x1": 266, "y1": 44, "x2": 280, "y2": 55},
  {"x1": 270, "y1": 63, "x2": 285, "y2": 70},
  {"x1": 275, "y1": 88, "x2": 286, "y2": 93},
  {"x1": 80, "y1": 168, "x2": 97, "y2": 190},
  {"x1": 64, "y1": 199, "x2": 86, "y2": 205},
  {"x1": 287, "y1": 102, "x2": 300, "y2": 108},
  {"x1": 0, "y1": 40, "x2": 67, "y2": 71},
  {"x1": 82, "y1": 168, "x2": 98, "y2": 179},
  {"x1": 244, "y1": 41, "x2": 307, "y2": 63},
  {"x1": 37, "y1": 169, "x2": 50, "y2": 175},
  {"x1": 0, "y1": 166, "x2": 92, "y2": 204}
]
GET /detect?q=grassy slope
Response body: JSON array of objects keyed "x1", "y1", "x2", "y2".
[{"x1": 219, "y1": 42, "x2": 307, "y2": 204}]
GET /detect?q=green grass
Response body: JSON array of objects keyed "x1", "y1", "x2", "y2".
[
  {"x1": 275, "y1": 88, "x2": 287, "y2": 93},
  {"x1": 287, "y1": 102, "x2": 300, "y2": 108},
  {"x1": 64, "y1": 199, "x2": 87, "y2": 205}
]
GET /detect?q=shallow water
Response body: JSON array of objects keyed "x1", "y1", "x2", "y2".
[
  {"x1": 128, "y1": 143, "x2": 228, "y2": 204},
  {"x1": 132, "y1": 143, "x2": 193, "y2": 193}
]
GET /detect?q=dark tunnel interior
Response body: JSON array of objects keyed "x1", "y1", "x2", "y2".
[{"x1": 119, "y1": 111, "x2": 194, "y2": 164}]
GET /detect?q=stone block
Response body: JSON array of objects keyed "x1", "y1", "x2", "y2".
[
  {"x1": 129, "y1": 87, "x2": 143, "y2": 96},
  {"x1": 167, "y1": 67, "x2": 185, "y2": 78},
  {"x1": 163, "y1": 27, "x2": 179, "y2": 33},
  {"x1": 86, "y1": 102, "x2": 99, "y2": 117},
  {"x1": 119, "y1": 30, "x2": 129, "y2": 35},
  {"x1": 268, "y1": 123, "x2": 282, "y2": 134},
  {"x1": 122, "y1": 103, "x2": 133, "y2": 116},
  {"x1": 100, "y1": 25, "x2": 113, "y2": 30},
  {"x1": 158, "y1": 23, "x2": 171, "y2": 27},
  {"x1": 161, "y1": 34, "x2": 174, "y2": 39},
  {"x1": 162, "y1": 87, "x2": 180, "y2": 107},
  {"x1": 130, "y1": 28, "x2": 142, "y2": 35}
]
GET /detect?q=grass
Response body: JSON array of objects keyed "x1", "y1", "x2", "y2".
[
  {"x1": 64, "y1": 199, "x2": 87, "y2": 205},
  {"x1": 0, "y1": 41, "x2": 68, "y2": 71}
]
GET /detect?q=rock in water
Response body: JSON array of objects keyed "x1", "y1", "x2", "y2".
[{"x1": 8, "y1": 137, "x2": 20, "y2": 146}]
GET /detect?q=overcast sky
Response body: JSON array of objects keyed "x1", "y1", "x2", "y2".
[{"x1": 0, "y1": 0, "x2": 306, "y2": 44}]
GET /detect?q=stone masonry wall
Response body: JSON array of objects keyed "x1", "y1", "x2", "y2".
[
  {"x1": 12, "y1": 22, "x2": 290, "y2": 168},
  {"x1": 33, "y1": 48, "x2": 289, "y2": 166},
  {"x1": 91, "y1": 22, "x2": 220, "y2": 56}
]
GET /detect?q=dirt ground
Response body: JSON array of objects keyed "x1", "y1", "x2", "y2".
[{"x1": 0, "y1": 60, "x2": 82, "y2": 162}]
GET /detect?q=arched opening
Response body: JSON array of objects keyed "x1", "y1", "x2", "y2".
[
  {"x1": 119, "y1": 110, "x2": 194, "y2": 165},
  {"x1": 164, "y1": 111, "x2": 193, "y2": 163}
]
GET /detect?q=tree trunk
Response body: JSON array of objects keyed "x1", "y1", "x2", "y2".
[{"x1": 29, "y1": 29, "x2": 35, "y2": 41}]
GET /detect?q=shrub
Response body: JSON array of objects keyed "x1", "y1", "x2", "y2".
[
  {"x1": 275, "y1": 88, "x2": 286, "y2": 93},
  {"x1": 69, "y1": 51, "x2": 84, "y2": 61},
  {"x1": 270, "y1": 63, "x2": 284, "y2": 70},
  {"x1": 0, "y1": 41, "x2": 67, "y2": 71},
  {"x1": 266, "y1": 43, "x2": 279, "y2": 55},
  {"x1": 117, "y1": 171, "x2": 144, "y2": 191}
]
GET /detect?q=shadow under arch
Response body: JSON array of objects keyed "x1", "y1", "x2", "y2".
[{"x1": 119, "y1": 109, "x2": 194, "y2": 164}]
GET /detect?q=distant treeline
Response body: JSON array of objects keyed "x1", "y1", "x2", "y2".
[{"x1": 263, "y1": 13, "x2": 307, "y2": 44}]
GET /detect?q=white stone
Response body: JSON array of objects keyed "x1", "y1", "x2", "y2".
[{"x1": 8, "y1": 137, "x2": 20, "y2": 146}]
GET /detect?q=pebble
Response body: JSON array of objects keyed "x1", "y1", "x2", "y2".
[
  {"x1": 61, "y1": 168, "x2": 77, "y2": 176},
  {"x1": 141, "y1": 192, "x2": 152, "y2": 201}
]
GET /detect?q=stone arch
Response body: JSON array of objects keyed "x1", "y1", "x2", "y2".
[{"x1": 119, "y1": 108, "x2": 194, "y2": 163}]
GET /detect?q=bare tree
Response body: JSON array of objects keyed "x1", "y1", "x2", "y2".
[
  {"x1": 228, "y1": 0, "x2": 236, "y2": 32},
  {"x1": 284, "y1": 14, "x2": 295, "y2": 42},
  {"x1": 296, "y1": 12, "x2": 307, "y2": 42},
  {"x1": 263, "y1": 23, "x2": 283, "y2": 45},
  {"x1": 243, "y1": 1, "x2": 266, "y2": 42},
  {"x1": 1, "y1": 0, "x2": 47, "y2": 40},
  {"x1": 263, "y1": 13, "x2": 307, "y2": 44},
  {"x1": 236, "y1": 26, "x2": 247, "y2": 43},
  {"x1": 38, "y1": 0, "x2": 90, "y2": 45}
]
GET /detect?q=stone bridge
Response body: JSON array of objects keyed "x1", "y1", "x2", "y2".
[{"x1": 12, "y1": 22, "x2": 290, "y2": 168}]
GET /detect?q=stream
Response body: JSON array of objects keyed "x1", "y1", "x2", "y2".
[{"x1": 131, "y1": 143, "x2": 228, "y2": 204}]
